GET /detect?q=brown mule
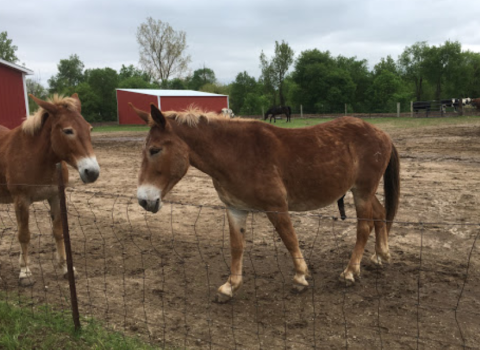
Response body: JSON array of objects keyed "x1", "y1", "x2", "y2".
[
  {"x1": 0, "y1": 94, "x2": 100, "y2": 286},
  {"x1": 131, "y1": 104, "x2": 400, "y2": 302}
]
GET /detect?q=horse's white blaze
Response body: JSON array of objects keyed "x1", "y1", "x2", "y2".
[{"x1": 137, "y1": 184, "x2": 162, "y2": 205}]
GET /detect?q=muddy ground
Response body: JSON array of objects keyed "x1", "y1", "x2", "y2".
[{"x1": 1, "y1": 120, "x2": 480, "y2": 349}]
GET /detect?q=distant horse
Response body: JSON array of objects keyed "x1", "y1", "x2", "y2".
[
  {"x1": 131, "y1": 104, "x2": 400, "y2": 302},
  {"x1": 471, "y1": 98, "x2": 480, "y2": 110},
  {"x1": 221, "y1": 108, "x2": 235, "y2": 118},
  {"x1": 0, "y1": 94, "x2": 100, "y2": 286},
  {"x1": 264, "y1": 105, "x2": 292, "y2": 123}
]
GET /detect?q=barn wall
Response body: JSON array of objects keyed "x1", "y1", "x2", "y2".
[
  {"x1": 161, "y1": 96, "x2": 228, "y2": 113},
  {"x1": 117, "y1": 90, "x2": 158, "y2": 125},
  {"x1": 0, "y1": 64, "x2": 27, "y2": 129}
]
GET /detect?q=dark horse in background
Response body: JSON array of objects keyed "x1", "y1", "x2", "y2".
[{"x1": 264, "y1": 105, "x2": 292, "y2": 123}]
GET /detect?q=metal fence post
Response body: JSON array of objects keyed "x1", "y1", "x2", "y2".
[
  {"x1": 397, "y1": 102, "x2": 400, "y2": 118},
  {"x1": 56, "y1": 162, "x2": 81, "y2": 331},
  {"x1": 300, "y1": 104, "x2": 303, "y2": 118}
]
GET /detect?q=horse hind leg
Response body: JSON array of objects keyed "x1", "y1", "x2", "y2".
[
  {"x1": 267, "y1": 211, "x2": 309, "y2": 292},
  {"x1": 217, "y1": 208, "x2": 248, "y2": 302},
  {"x1": 340, "y1": 195, "x2": 374, "y2": 286},
  {"x1": 370, "y1": 196, "x2": 391, "y2": 265},
  {"x1": 14, "y1": 198, "x2": 35, "y2": 286}
]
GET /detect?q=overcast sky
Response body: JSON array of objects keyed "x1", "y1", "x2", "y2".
[{"x1": 2, "y1": 0, "x2": 480, "y2": 87}]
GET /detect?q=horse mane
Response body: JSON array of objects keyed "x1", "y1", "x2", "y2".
[
  {"x1": 22, "y1": 94, "x2": 79, "y2": 136},
  {"x1": 164, "y1": 106, "x2": 239, "y2": 128}
]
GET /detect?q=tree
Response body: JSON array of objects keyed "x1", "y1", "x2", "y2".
[
  {"x1": 0, "y1": 31, "x2": 18, "y2": 63},
  {"x1": 230, "y1": 71, "x2": 259, "y2": 113},
  {"x1": 84, "y1": 67, "x2": 118, "y2": 121},
  {"x1": 187, "y1": 67, "x2": 216, "y2": 90},
  {"x1": 398, "y1": 42, "x2": 429, "y2": 101},
  {"x1": 136, "y1": 17, "x2": 191, "y2": 83},
  {"x1": 48, "y1": 54, "x2": 85, "y2": 93},
  {"x1": 259, "y1": 40, "x2": 294, "y2": 106},
  {"x1": 292, "y1": 49, "x2": 355, "y2": 113},
  {"x1": 26, "y1": 79, "x2": 47, "y2": 114}
]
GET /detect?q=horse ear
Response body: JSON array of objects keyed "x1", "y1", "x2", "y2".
[
  {"x1": 29, "y1": 94, "x2": 58, "y2": 115},
  {"x1": 71, "y1": 93, "x2": 81, "y2": 112},
  {"x1": 150, "y1": 104, "x2": 166, "y2": 130},
  {"x1": 129, "y1": 103, "x2": 150, "y2": 124}
]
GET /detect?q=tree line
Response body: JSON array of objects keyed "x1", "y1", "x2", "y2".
[{"x1": 2, "y1": 24, "x2": 480, "y2": 122}]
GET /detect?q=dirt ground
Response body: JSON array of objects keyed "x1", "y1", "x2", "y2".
[{"x1": 1, "y1": 120, "x2": 480, "y2": 349}]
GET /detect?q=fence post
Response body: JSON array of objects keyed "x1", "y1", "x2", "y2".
[
  {"x1": 410, "y1": 101, "x2": 413, "y2": 118},
  {"x1": 56, "y1": 162, "x2": 81, "y2": 331},
  {"x1": 458, "y1": 97, "x2": 464, "y2": 116},
  {"x1": 345, "y1": 103, "x2": 347, "y2": 116},
  {"x1": 397, "y1": 102, "x2": 400, "y2": 118},
  {"x1": 261, "y1": 106, "x2": 264, "y2": 119},
  {"x1": 300, "y1": 104, "x2": 303, "y2": 118}
]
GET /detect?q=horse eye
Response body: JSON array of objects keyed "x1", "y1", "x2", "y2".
[
  {"x1": 149, "y1": 148, "x2": 162, "y2": 156},
  {"x1": 63, "y1": 128, "x2": 74, "y2": 135}
]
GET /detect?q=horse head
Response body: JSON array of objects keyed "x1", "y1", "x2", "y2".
[
  {"x1": 129, "y1": 103, "x2": 190, "y2": 213},
  {"x1": 28, "y1": 94, "x2": 100, "y2": 183}
]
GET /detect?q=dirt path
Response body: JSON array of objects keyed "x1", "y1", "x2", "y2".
[{"x1": 1, "y1": 121, "x2": 479, "y2": 349}]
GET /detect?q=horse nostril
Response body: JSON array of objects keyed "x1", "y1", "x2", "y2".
[{"x1": 139, "y1": 199, "x2": 147, "y2": 208}]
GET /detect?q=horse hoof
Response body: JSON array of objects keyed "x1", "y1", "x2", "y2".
[
  {"x1": 215, "y1": 292, "x2": 233, "y2": 304},
  {"x1": 339, "y1": 272, "x2": 355, "y2": 287},
  {"x1": 370, "y1": 253, "x2": 383, "y2": 266},
  {"x1": 19, "y1": 277, "x2": 36, "y2": 287},
  {"x1": 292, "y1": 283, "x2": 308, "y2": 293}
]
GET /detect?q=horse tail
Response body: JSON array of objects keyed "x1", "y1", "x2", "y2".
[
  {"x1": 383, "y1": 144, "x2": 400, "y2": 234},
  {"x1": 288, "y1": 106, "x2": 291, "y2": 115}
]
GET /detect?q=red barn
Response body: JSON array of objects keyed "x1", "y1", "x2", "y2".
[
  {"x1": 116, "y1": 89, "x2": 229, "y2": 125},
  {"x1": 0, "y1": 58, "x2": 33, "y2": 129}
]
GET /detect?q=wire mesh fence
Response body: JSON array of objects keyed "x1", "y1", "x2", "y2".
[{"x1": 0, "y1": 187, "x2": 479, "y2": 349}]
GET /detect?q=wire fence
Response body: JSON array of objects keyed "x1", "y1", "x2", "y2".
[{"x1": 0, "y1": 186, "x2": 479, "y2": 349}]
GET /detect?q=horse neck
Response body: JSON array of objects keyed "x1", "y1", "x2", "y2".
[
  {"x1": 170, "y1": 120, "x2": 235, "y2": 178},
  {"x1": 21, "y1": 121, "x2": 59, "y2": 165}
]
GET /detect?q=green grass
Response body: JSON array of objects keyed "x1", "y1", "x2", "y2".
[
  {"x1": 91, "y1": 115, "x2": 480, "y2": 133},
  {"x1": 0, "y1": 299, "x2": 160, "y2": 350},
  {"x1": 92, "y1": 125, "x2": 149, "y2": 133},
  {"x1": 264, "y1": 115, "x2": 480, "y2": 129}
]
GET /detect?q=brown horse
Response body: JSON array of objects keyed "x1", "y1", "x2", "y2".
[
  {"x1": 0, "y1": 94, "x2": 100, "y2": 286},
  {"x1": 131, "y1": 104, "x2": 400, "y2": 302}
]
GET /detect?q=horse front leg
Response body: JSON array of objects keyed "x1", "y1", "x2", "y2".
[
  {"x1": 266, "y1": 211, "x2": 309, "y2": 291},
  {"x1": 48, "y1": 196, "x2": 75, "y2": 279},
  {"x1": 217, "y1": 208, "x2": 248, "y2": 302},
  {"x1": 14, "y1": 198, "x2": 35, "y2": 286}
]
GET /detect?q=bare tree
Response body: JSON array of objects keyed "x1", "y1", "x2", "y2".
[{"x1": 136, "y1": 17, "x2": 191, "y2": 84}]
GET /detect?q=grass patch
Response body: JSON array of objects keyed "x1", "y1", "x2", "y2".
[
  {"x1": 264, "y1": 115, "x2": 480, "y2": 129},
  {"x1": 0, "y1": 299, "x2": 160, "y2": 350},
  {"x1": 92, "y1": 125, "x2": 149, "y2": 133}
]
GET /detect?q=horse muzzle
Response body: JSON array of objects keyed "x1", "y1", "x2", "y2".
[
  {"x1": 77, "y1": 157, "x2": 100, "y2": 183},
  {"x1": 137, "y1": 185, "x2": 162, "y2": 213}
]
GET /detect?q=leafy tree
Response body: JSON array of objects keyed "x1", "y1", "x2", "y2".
[
  {"x1": 84, "y1": 67, "x2": 119, "y2": 121},
  {"x1": 118, "y1": 64, "x2": 151, "y2": 82},
  {"x1": 119, "y1": 76, "x2": 158, "y2": 89},
  {"x1": 229, "y1": 71, "x2": 258, "y2": 112},
  {"x1": 187, "y1": 67, "x2": 216, "y2": 90},
  {"x1": 48, "y1": 54, "x2": 85, "y2": 93},
  {"x1": 337, "y1": 55, "x2": 371, "y2": 112},
  {"x1": 0, "y1": 31, "x2": 18, "y2": 63},
  {"x1": 259, "y1": 40, "x2": 294, "y2": 106},
  {"x1": 26, "y1": 79, "x2": 47, "y2": 114},
  {"x1": 398, "y1": 42, "x2": 429, "y2": 101},
  {"x1": 292, "y1": 49, "x2": 355, "y2": 113},
  {"x1": 136, "y1": 17, "x2": 191, "y2": 83}
]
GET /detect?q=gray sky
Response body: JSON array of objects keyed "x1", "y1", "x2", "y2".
[{"x1": 2, "y1": 0, "x2": 480, "y2": 87}]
